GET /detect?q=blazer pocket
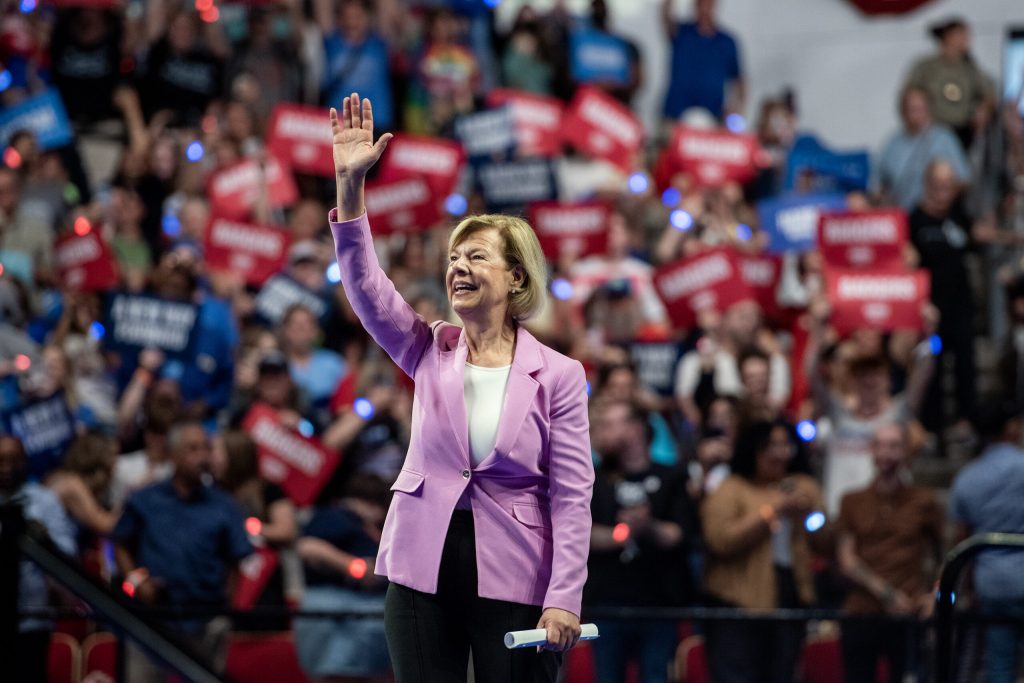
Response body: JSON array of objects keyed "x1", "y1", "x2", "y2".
[
  {"x1": 512, "y1": 503, "x2": 551, "y2": 530},
  {"x1": 390, "y1": 469, "x2": 425, "y2": 495}
]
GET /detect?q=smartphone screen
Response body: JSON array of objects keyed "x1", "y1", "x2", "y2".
[{"x1": 1006, "y1": 28, "x2": 1024, "y2": 117}]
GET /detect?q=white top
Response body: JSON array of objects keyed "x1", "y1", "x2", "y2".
[{"x1": 464, "y1": 362, "x2": 512, "y2": 466}]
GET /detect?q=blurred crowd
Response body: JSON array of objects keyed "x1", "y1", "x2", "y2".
[{"x1": 2, "y1": 0, "x2": 1024, "y2": 681}]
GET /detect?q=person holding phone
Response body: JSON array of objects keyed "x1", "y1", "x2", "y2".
[{"x1": 327, "y1": 93, "x2": 594, "y2": 682}]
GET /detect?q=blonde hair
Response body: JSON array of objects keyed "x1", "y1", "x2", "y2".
[{"x1": 448, "y1": 214, "x2": 547, "y2": 321}]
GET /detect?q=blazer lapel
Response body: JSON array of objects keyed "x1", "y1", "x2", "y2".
[
  {"x1": 476, "y1": 326, "x2": 543, "y2": 472},
  {"x1": 439, "y1": 329, "x2": 471, "y2": 464}
]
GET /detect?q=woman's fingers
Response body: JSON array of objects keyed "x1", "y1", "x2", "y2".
[
  {"x1": 350, "y1": 92, "x2": 362, "y2": 129},
  {"x1": 362, "y1": 97, "x2": 374, "y2": 134},
  {"x1": 329, "y1": 107, "x2": 340, "y2": 137},
  {"x1": 342, "y1": 96, "x2": 352, "y2": 129}
]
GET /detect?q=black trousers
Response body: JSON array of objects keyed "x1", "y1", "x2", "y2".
[
  {"x1": 841, "y1": 618, "x2": 912, "y2": 683},
  {"x1": 384, "y1": 510, "x2": 562, "y2": 683}
]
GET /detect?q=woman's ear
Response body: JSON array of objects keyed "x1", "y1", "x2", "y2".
[{"x1": 511, "y1": 265, "x2": 526, "y2": 290}]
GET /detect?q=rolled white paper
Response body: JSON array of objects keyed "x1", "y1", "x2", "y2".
[{"x1": 504, "y1": 623, "x2": 600, "y2": 649}]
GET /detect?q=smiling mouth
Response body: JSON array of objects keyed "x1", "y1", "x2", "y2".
[{"x1": 453, "y1": 283, "x2": 478, "y2": 294}]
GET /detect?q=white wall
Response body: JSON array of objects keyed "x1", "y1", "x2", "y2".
[{"x1": 497, "y1": 0, "x2": 1022, "y2": 154}]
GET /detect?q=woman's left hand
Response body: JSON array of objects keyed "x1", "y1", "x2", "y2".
[{"x1": 536, "y1": 607, "x2": 581, "y2": 652}]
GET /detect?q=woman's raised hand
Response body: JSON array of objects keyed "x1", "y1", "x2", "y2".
[{"x1": 330, "y1": 93, "x2": 393, "y2": 180}]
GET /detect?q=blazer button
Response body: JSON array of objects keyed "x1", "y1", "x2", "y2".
[{"x1": 461, "y1": 469, "x2": 471, "y2": 479}]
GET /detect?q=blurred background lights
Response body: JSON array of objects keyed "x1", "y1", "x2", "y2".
[
  {"x1": 804, "y1": 511, "x2": 826, "y2": 533},
  {"x1": 89, "y1": 322, "x2": 105, "y2": 340},
  {"x1": 445, "y1": 193, "x2": 468, "y2": 216},
  {"x1": 73, "y1": 217, "x2": 91, "y2": 236},
  {"x1": 0, "y1": 70, "x2": 12, "y2": 92},
  {"x1": 796, "y1": 420, "x2": 817, "y2": 442},
  {"x1": 929, "y1": 335, "x2": 943, "y2": 355},
  {"x1": 298, "y1": 419, "x2": 314, "y2": 438},
  {"x1": 186, "y1": 141, "x2": 204, "y2": 162},
  {"x1": 736, "y1": 224, "x2": 752, "y2": 241},
  {"x1": 354, "y1": 397, "x2": 374, "y2": 420},
  {"x1": 725, "y1": 113, "x2": 747, "y2": 133},
  {"x1": 19, "y1": 0, "x2": 36, "y2": 12},
  {"x1": 3, "y1": 148, "x2": 21, "y2": 168},
  {"x1": 551, "y1": 277, "x2": 573, "y2": 301},
  {"x1": 661, "y1": 187, "x2": 681, "y2": 207},
  {"x1": 245, "y1": 517, "x2": 262, "y2": 536},
  {"x1": 326, "y1": 263, "x2": 341, "y2": 284},
  {"x1": 162, "y1": 213, "x2": 181, "y2": 237},
  {"x1": 670, "y1": 209, "x2": 693, "y2": 231},
  {"x1": 627, "y1": 172, "x2": 648, "y2": 194}
]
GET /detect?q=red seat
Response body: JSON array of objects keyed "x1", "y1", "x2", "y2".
[
  {"x1": 48, "y1": 632, "x2": 80, "y2": 683},
  {"x1": 565, "y1": 640, "x2": 596, "y2": 683},
  {"x1": 674, "y1": 635, "x2": 709, "y2": 683},
  {"x1": 82, "y1": 632, "x2": 118, "y2": 680},
  {"x1": 225, "y1": 632, "x2": 309, "y2": 683},
  {"x1": 801, "y1": 636, "x2": 842, "y2": 683}
]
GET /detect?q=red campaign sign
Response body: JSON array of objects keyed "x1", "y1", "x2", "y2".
[
  {"x1": 666, "y1": 126, "x2": 763, "y2": 188},
  {"x1": 379, "y1": 134, "x2": 465, "y2": 197},
  {"x1": 364, "y1": 176, "x2": 441, "y2": 235},
  {"x1": 736, "y1": 252, "x2": 782, "y2": 317},
  {"x1": 818, "y1": 208, "x2": 907, "y2": 269},
  {"x1": 204, "y1": 215, "x2": 290, "y2": 286},
  {"x1": 233, "y1": 546, "x2": 279, "y2": 611},
  {"x1": 561, "y1": 86, "x2": 643, "y2": 173},
  {"x1": 242, "y1": 403, "x2": 340, "y2": 507},
  {"x1": 653, "y1": 248, "x2": 754, "y2": 329},
  {"x1": 485, "y1": 89, "x2": 565, "y2": 158},
  {"x1": 207, "y1": 156, "x2": 299, "y2": 220},
  {"x1": 54, "y1": 230, "x2": 119, "y2": 292},
  {"x1": 266, "y1": 103, "x2": 334, "y2": 178},
  {"x1": 528, "y1": 201, "x2": 610, "y2": 261},
  {"x1": 825, "y1": 268, "x2": 930, "y2": 334},
  {"x1": 847, "y1": 0, "x2": 933, "y2": 15}
]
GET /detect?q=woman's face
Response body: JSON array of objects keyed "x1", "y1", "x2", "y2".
[
  {"x1": 446, "y1": 228, "x2": 519, "y2": 323},
  {"x1": 755, "y1": 426, "x2": 793, "y2": 483}
]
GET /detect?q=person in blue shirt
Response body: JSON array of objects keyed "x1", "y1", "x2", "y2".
[
  {"x1": 280, "y1": 303, "x2": 346, "y2": 408},
  {"x1": 112, "y1": 420, "x2": 253, "y2": 682},
  {"x1": 0, "y1": 435, "x2": 77, "y2": 683},
  {"x1": 949, "y1": 404, "x2": 1024, "y2": 683},
  {"x1": 661, "y1": 0, "x2": 745, "y2": 122},
  {"x1": 318, "y1": 0, "x2": 394, "y2": 131}
]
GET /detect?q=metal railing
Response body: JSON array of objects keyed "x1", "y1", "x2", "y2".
[
  {"x1": 3, "y1": 501, "x2": 224, "y2": 683},
  {"x1": 934, "y1": 532, "x2": 1024, "y2": 683}
]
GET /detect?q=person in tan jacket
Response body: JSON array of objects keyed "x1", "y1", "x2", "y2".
[{"x1": 701, "y1": 419, "x2": 825, "y2": 683}]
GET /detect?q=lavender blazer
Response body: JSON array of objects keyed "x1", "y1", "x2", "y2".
[{"x1": 329, "y1": 210, "x2": 594, "y2": 616}]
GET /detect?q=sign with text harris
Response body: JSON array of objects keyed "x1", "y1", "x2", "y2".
[
  {"x1": 204, "y1": 215, "x2": 290, "y2": 286},
  {"x1": 242, "y1": 402, "x2": 340, "y2": 506},
  {"x1": 364, "y1": 176, "x2": 441, "y2": 234},
  {"x1": 485, "y1": 89, "x2": 564, "y2": 158},
  {"x1": 266, "y1": 103, "x2": 334, "y2": 178},
  {"x1": 818, "y1": 208, "x2": 907, "y2": 269},
  {"x1": 654, "y1": 248, "x2": 753, "y2": 330},
  {"x1": 378, "y1": 134, "x2": 465, "y2": 198},
  {"x1": 561, "y1": 86, "x2": 643, "y2": 173},
  {"x1": 665, "y1": 126, "x2": 763, "y2": 188},
  {"x1": 207, "y1": 155, "x2": 299, "y2": 220},
  {"x1": 54, "y1": 230, "x2": 119, "y2": 292},
  {"x1": 528, "y1": 201, "x2": 611, "y2": 261},
  {"x1": 825, "y1": 268, "x2": 930, "y2": 334}
]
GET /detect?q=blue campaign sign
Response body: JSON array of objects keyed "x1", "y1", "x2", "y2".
[
  {"x1": 475, "y1": 158, "x2": 556, "y2": 211},
  {"x1": 104, "y1": 293, "x2": 201, "y2": 361},
  {"x1": 4, "y1": 391, "x2": 76, "y2": 479},
  {"x1": 758, "y1": 192, "x2": 848, "y2": 253},
  {"x1": 784, "y1": 134, "x2": 870, "y2": 193},
  {"x1": 0, "y1": 89, "x2": 73, "y2": 151},
  {"x1": 455, "y1": 107, "x2": 517, "y2": 160},
  {"x1": 253, "y1": 274, "x2": 328, "y2": 326},
  {"x1": 570, "y1": 30, "x2": 631, "y2": 86}
]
